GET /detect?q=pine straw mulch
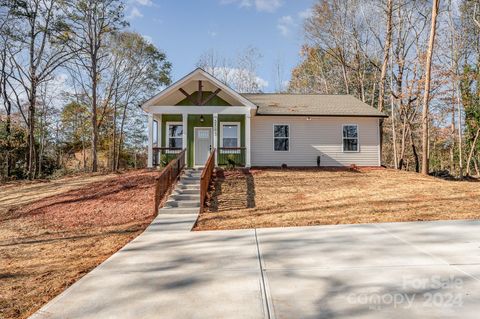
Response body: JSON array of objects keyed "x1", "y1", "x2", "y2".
[
  {"x1": 194, "y1": 168, "x2": 480, "y2": 231},
  {"x1": 0, "y1": 169, "x2": 159, "y2": 319}
]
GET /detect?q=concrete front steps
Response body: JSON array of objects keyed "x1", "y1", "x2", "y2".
[{"x1": 159, "y1": 169, "x2": 202, "y2": 215}]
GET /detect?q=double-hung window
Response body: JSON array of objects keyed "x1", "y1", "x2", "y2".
[
  {"x1": 153, "y1": 120, "x2": 158, "y2": 145},
  {"x1": 167, "y1": 123, "x2": 183, "y2": 149},
  {"x1": 343, "y1": 124, "x2": 359, "y2": 152},
  {"x1": 274, "y1": 124, "x2": 289, "y2": 151},
  {"x1": 221, "y1": 123, "x2": 240, "y2": 147},
  {"x1": 220, "y1": 123, "x2": 240, "y2": 153}
]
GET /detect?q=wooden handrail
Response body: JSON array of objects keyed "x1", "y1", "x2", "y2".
[
  {"x1": 153, "y1": 149, "x2": 186, "y2": 215},
  {"x1": 152, "y1": 147, "x2": 183, "y2": 166},
  {"x1": 200, "y1": 148, "x2": 216, "y2": 213},
  {"x1": 152, "y1": 147, "x2": 182, "y2": 151}
]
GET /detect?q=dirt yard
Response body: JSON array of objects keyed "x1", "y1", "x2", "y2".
[
  {"x1": 0, "y1": 170, "x2": 159, "y2": 319},
  {"x1": 194, "y1": 168, "x2": 480, "y2": 231}
]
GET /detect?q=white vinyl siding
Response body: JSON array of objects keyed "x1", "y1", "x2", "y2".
[{"x1": 251, "y1": 116, "x2": 380, "y2": 167}]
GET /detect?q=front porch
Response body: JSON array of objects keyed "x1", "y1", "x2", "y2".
[
  {"x1": 147, "y1": 112, "x2": 251, "y2": 168},
  {"x1": 144, "y1": 68, "x2": 255, "y2": 169}
]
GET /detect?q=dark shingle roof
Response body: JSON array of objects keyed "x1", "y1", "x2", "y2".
[{"x1": 242, "y1": 94, "x2": 387, "y2": 118}]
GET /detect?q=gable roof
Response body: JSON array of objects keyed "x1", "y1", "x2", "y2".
[
  {"x1": 142, "y1": 68, "x2": 257, "y2": 110},
  {"x1": 243, "y1": 94, "x2": 388, "y2": 118}
]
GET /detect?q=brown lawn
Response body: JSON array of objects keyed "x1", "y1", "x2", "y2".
[
  {"x1": 0, "y1": 170, "x2": 158, "y2": 319},
  {"x1": 194, "y1": 168, "x2": 480, "y2": 231}
]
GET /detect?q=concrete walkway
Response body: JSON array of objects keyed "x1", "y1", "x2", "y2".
[{"x1": 31, "y1": 215, "x2": 480, "y2": 319}]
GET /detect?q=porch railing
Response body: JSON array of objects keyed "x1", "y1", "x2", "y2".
[
  {"x1": 217, "y1": 147, "x2": 246, "y2": 167},
  {"x1": 153, "y1": 149, "x2": 186, "y2": 215},
  {"x1": 153, "y1": 147, "x2": 183, "y2": 167},
  {"x1": 200, "y1": 148, "x2": 216, "y2": 213}
]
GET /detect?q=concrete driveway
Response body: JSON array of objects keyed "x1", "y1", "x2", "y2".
[{"x1": 31, "y1": 214, "x2": 480, "y2": 319}]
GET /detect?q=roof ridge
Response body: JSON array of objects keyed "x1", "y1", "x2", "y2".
[{"x1": 242, "y1": 93, "x2": 354, "y2": 96}]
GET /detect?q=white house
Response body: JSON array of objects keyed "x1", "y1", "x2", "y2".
[{"x1": 141, "y1": 68, "x2": 387, "y2": 168}]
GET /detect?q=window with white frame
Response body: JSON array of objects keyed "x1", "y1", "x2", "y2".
[
  {"x1": 221, "y1": 123, "x2": 240, "y2": 147},
  {"x1": 220, "y1": 123, "x2": 240, "y2": 152},
  {"x1": 274, "y1": 124, "x2": 289, "y2": 151},
  {"x1": 343, "y1": 124, "x2": 359, "y2": 152},
  {"x1": 167, "y1": 123, "x2": 183, "y2": 148},
  {"x1": 153, "y1": 120, "x2": 158, "y2": 145}
]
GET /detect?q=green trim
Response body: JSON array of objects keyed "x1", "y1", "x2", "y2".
[
  {"x1": 187, "y1": 114, "x2": 213, "y2": 167},
  {"x1": 158, "y1": 113, "x2": 246, "y2": 167},
  {"x1": 176, "y1": 91, "x2": 231, "y2": 106},
  {"x1": 161, "y1": 114, "x2": 182, "y2": 147}
]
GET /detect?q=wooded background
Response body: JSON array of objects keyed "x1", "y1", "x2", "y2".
[{"x1": 1, "y1": 0, "x2": 479, "y2": 180}]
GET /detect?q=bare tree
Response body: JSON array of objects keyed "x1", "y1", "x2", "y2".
[
  {"x1": 421, "y1": 0, "x2": 440, "y2": 175},
  {"x1": 108, "y1": 32, "x2": 171, "y2": 171},
  {"x1": 196, "y1": 46, "x2": 265, "y2": 93},
  {"x1": 66, "y1": 0, "x2": 126, "y2": 172},
  {"x1": 4, "y1": 0, "x2": 74, "y2": 178},
  {"x1": 272, "y1": 57, "x2": 286, "y2": 93}
]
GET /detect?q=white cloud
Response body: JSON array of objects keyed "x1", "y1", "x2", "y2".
[
  {"x1": 135, "y1": 0, "x2": 153, "y2": 5},
  {"x1": 255, "y1": 76, "x2": 269, "y2": 89},
  {"x1": 128, "y1": 7, "x2": 143, "y2": 19},
  {"x1": 277, "y1": 15, "x2": 295, "y2": 36},
  {"x1": 208, "y1": 31, "x2": 218, "y2": 38},
  {"x1": 255, "y1": 0, "x2": 282, "y2": 12},
  {"x1": 220, "y1": 0, "x2": 283, "y2": 12},
  {"x1": 298, "y1": 8, "x2": 313, "y2": 20}
]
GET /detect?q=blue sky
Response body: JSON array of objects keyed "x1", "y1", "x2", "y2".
[{"x1": 127, "y1": 0, "x2": 316, "y2": 92}]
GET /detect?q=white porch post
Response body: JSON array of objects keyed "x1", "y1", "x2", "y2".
[
  {"x1": 182, "y1": 113, "x2": 188, "y2": 165},
  {"x1": 245, "y1": 112, "x2": 251, "y2": 168},
  {"x1": 157, "y1": 114, "x2": 162, "y2": 147},
  {"x1": 147, "y1": 114, "x2": 153, "y2": 168},
  {"x1": 213, "y1": 113, "x2": 218, "y2": 166}
]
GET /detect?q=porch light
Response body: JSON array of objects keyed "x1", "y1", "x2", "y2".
[
  {"x1": 200, "y1": 115, "x2": 205, "y2": 123},
  {"x1": 306, "y1": 117, "x2": 312, "y2": 121}
]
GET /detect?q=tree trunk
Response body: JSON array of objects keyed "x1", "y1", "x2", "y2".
[
  {"x1": 376, "y1": 0, "x2": 393, "y2": 167},
  {"x1": 2, "y1": 75, "x2": 12, "y2": 177},
  {"x1": 91, "y1": 60, "x2": 98, "y2": 173},
  {"x1": 5, "y1": 111, "x2": 11, "y2": 177},
  {"x1": 370, "y1": 82, "x2": 376, "y2": 107},
  {"x1": 112, "y1": 105, "x2": 117, "y2": 171},
  {"x1": 38, "y1": 106, "x2": 45, "y2": 177},
  {"x1": 466, "y1": 128, "x2": 480, "y2": 176},
  {"x1": 391, "y1": 101, "x2": 398, "y2": 169},
  {"x1": 341, "y1": 63, "x2": 350, "y2": 94},
  {"x1": 409, "y1": 125, "x2": 420, "y2": 173},
  {"x1": 82, "y1": 138, "x2": 87, "y2": 171},
  {"x1": 421, "y1": 0, "x2": 440, "y2": 175},
  {"x1": 474, "y1": 158, "x2": 480, "y2": 176},
  {"x1": 456, "y1": 83, "x2": 463, "y2": 178},
  {"x1": 116, "y1": 103, "x2": 129, "y2": 171},
  {"x1": 28, "y1": 85, "x2": 36, "y2": 179},
  {"x1": 377, "y1": 0, "x2": 393, "y2": 113}
]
